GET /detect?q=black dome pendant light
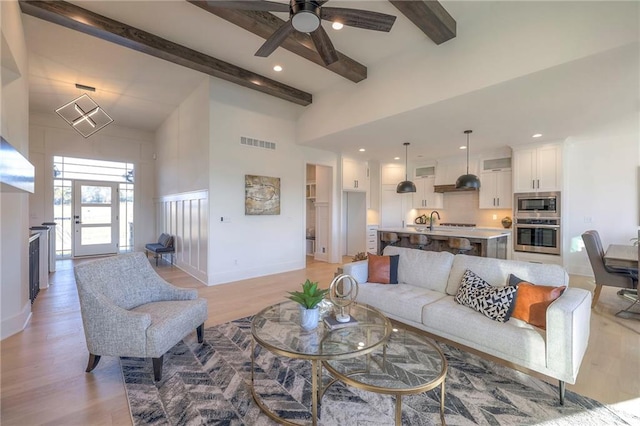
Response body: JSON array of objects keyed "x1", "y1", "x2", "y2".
[
  {"x1": 397, "y1": 142, "x2": 416, "y2": 193},
  {"x1": 455, "y1": 130, "x2": 481, "y2": 189}
]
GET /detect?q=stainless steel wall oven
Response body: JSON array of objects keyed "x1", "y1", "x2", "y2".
[{"x1": 514, "y1": 192, "x2": 561, "y2": 255}]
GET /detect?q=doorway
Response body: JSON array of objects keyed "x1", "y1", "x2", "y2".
[
  {"x1": 53, "y1": 156, "x2": 134, "y2": 258},
  {"x1": 344, "y1": 191, "x2": 366, "y2": 256},
  {"x1": 72, "y1": 180, "x2": 119, "y2": 257},
  {"x1": 306, "y1": 163, "x2": 332, "y2": 262}
]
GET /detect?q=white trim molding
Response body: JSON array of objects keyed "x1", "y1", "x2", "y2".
[{"x1": 156, "y1": 190, "x2": 209, "y2": 283}]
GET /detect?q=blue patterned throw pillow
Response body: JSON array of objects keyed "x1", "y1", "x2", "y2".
[{"x1": 455, "y1": 269, "x2": 518, "y2": 323}]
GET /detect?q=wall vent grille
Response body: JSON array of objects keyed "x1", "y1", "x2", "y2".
[{"x1": 240, "y1": 136, "x2": 276, "y2": 150}]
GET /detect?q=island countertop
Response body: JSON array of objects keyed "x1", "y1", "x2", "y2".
[{"x1": 378, "y1": 227, "x2": 510, "y2": 240}]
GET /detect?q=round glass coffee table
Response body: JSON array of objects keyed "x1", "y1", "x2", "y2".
[
  {"x1": 251, "y1": 300, "x2": 392, "y2": 426},
  {"x1": 323, "y1": 326, "x2": 448, "y2": 425}
]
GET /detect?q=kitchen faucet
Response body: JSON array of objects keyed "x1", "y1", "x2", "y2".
[{"x1": 429, "y1": 211, "x2": 440, "y2": 231}]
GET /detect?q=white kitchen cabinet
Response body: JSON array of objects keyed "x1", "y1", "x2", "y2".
[
  {"x1": 435, "y1": 157, "x2": 476, "y2": 186},
  {"x1": 513, "y1": 144, "x2": 562, "y2": 192},
  {"x1": 343, "y1": 158, "x2": 368, "y2": 191},
  {"x1": 366, "y1": 225, "x2": 378, "y2": 254},
  {"x1": 381, "y1": 163, "x2": 405, "y2": 185},
  {"x1": 479, "y1": 170, "x2": 512, "y2": 209},
  {"x1": 380, "y1": 184, "x2": 411, "y2": 228},
  {"x1": 413, "y1": 176, "x2": 443, "y2": 209}
]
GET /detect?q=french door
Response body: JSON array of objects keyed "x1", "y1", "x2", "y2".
[{"x1": 73, "y1": 180, "x2": 119, "y2": 257}]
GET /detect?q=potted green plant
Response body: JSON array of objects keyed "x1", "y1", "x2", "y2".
[{"x1": 287, "y1": 279, "x2": 328, "y2": 330}]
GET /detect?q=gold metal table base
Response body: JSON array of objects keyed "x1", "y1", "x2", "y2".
[
  {"x1": 321, "y1": 365, "x2": 446, "y2": 426},
  {"x1": 251, "y1": 339, "x2": 323, "y2": 426}
]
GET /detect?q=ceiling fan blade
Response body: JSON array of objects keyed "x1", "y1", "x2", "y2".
[
  {"x1": 255, "y1": 21, "x2": 296, "y2": 57},
  {"x1": 321, "y1": 7, "x2": 396, "y2": 32},
  {"x1": 204, "y1": 0, "x2": 289, "y2": 13},
  {"x1": 310, "y1": 25, "x2": 339, "y2": 65}
]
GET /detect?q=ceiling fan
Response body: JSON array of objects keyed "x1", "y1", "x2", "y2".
[{"x1": 209, "y1": 0, "x2": 397, "y2": 65}]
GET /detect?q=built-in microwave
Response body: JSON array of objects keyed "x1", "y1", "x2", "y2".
[{"x1": 514, "y1": 192, "x2": 560, "y2": 218}]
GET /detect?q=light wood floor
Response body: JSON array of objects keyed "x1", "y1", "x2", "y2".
[{"x1": 1, "y1": 256, "x2": 639, "y2": 424}]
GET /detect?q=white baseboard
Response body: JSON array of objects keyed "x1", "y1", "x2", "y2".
[
  {"x1": 208, "y1": 259, "x2": 305, "y2": 286},
  {"x1": 1, "y1": 301, "x2": 32, "y2": 340}
]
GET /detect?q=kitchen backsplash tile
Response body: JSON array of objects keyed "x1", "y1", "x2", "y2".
[{"x1": 416, "y1": 191, "x2": 512, "y2": 228}]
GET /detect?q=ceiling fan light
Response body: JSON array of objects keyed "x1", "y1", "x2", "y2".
[{"x1": 292, "y1": 11, "x2": 320, "y2": 32}]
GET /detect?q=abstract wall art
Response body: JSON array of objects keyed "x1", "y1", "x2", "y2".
[{"x1": 245, "y1": 175, "x2": 280, "y2": 215}]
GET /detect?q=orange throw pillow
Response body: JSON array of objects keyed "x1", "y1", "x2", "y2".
[
  {"x1": 367, "y1": 253, "x2": 399, "y2": 284},
  {"x1": 512, "y1": 282, "x2": 565, "y2": 329}
]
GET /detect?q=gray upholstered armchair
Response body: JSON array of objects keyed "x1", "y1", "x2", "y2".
[{"x1": 74, "y1": 252, "x2": 208, "y2": 381}]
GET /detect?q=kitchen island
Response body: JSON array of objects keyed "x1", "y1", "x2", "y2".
[{"x1": 377, "y1": 227, "x2": 510, "y2": 259}]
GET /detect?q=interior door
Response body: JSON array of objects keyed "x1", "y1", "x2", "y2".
[
  {"x1": 380, "y1": 184, "x2": 409, "y2": 228},
  {"x1": 73, "y1": 180, "x2": 119, "y2": 257}
]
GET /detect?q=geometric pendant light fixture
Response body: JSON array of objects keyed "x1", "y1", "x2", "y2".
[
  {"x1": 55, "y1": 84, "x2": 113, "y2": 138},
  {"x1": 455, "y1": 130, "x2": 481, "y2": 189},
  {"x1": 396, "y1": 142, "x2": 417, "y2": 193}
]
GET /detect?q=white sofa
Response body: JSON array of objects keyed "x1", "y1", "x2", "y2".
[{"x1": 342, "y1": 246, "x2": 592, "y2": 404}]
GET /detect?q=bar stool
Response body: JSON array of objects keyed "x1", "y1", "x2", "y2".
[
  {"x1": 381, "y1": 232, "x2": 399, "y2": 247},
  {"x1": 448, "y1": 237, "x2": 472, "y2": 254},
  {"x1": 409, "y1": 234, "x2": 429, "y2": 249}
]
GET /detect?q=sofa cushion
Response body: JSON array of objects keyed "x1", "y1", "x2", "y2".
[
  {"x1": 145, "y1": 243, "x2": 174, "y2": 253},
  {"x1": 445, "y1": 254, "x2": 569, "y2": 296},
  {"x1": 509, "y1": 274, "x2": 566, "y2": 329},
  {"x1": 356, "y1": 283, "x2": 446, "y2": 324},
  {"x1": 455, "y1": 269, "x2": 518, "y2": 323},
  {"x1": 158, "y1": 233, "x2": 174, "y2": 248},
  {"x1": 133, "y1": 299, "x2": 208, "y2": 356},
  {"x1": 382, "y1": 246, "x2": 454, "y2": 293},
  {"x1": 422, "y1": 296, "x2": 547, "y2": 370},
  {"x1": 367, "y1": 253, "x2": 399, "y2": 284}
]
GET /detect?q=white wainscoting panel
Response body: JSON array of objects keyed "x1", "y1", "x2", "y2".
[{"x1": 156, "y1": 190, "x2": 208, "y2": 283}]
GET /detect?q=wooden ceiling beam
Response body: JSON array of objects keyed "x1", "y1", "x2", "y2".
[
  {"x1": 388, "y1": 0, "x2": 456, "y2": 45},
  {"x1": 19, "y1": 0, "x2": 312, "y2": 106},
  {"x1": 187, "y1": 1, "x2": 368, "y2": 83}
]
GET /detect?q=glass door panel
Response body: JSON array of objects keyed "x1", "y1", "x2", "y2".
[{"x1": 73, "y1": 180, "x2": 119, "y2": 256}]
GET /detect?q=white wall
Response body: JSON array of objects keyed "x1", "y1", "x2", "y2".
[
  {"x1": 1, "y1": 0, "x2": 32, "y2": 339},
  {"x1": 208, "y1": 78, "x2": 307, "y2": 284},
  {"x1": 297, "y1": 1, "x2": 639, "y2": 144},
  {"x1": 154, "y1": 79, "x2": 210, "y2": 279},
  {"x1": 155, "y1": 78, "x2": 210, "y2": 197},
  {"x1": 28, "y1": 113, "x2": 157, "y2": 253},
  {"x1": 564, "y1": 113, "x2": 640, "y2": 276}
]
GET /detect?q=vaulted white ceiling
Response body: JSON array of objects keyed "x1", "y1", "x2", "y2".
[{"x1": 22, "y1": 1, "x2": 640, "y2": 162}]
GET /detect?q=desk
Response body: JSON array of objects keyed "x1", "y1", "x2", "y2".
[{"x1": 604, "y1": 244, "x2": 638, "y2": 269}]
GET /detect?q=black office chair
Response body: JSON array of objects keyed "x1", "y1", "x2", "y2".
[{"x1": 582, "y1": 230, "x2": 638, "y2": 318}]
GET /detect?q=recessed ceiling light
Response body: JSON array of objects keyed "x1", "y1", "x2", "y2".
[
  {"x1": 273, "y1": 65, "x2": 283, "y2": 72},
  {"x1": 394, "y1": 157, "x2": 400, "y2": 160},
  {"x1": 332, "y1": 22, "x2": 344, "y2": 30},
  {"x1": 459, "y1": 145, "x2": 467, "y2": 150},
  {"x1": 532, "y1": 133, "x2": 542, "y2": 138},
  {"x1": 359, "y1": 148, "x2": 365, "y2": 152}
]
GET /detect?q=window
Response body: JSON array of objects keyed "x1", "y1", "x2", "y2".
[{"x1": 53, "y1": 156, "x2": 135, "y2": 257}]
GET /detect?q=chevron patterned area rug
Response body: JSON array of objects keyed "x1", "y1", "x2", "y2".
[{"x1": 122, "y1": 317, "x2": 638, "y2": 425}]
